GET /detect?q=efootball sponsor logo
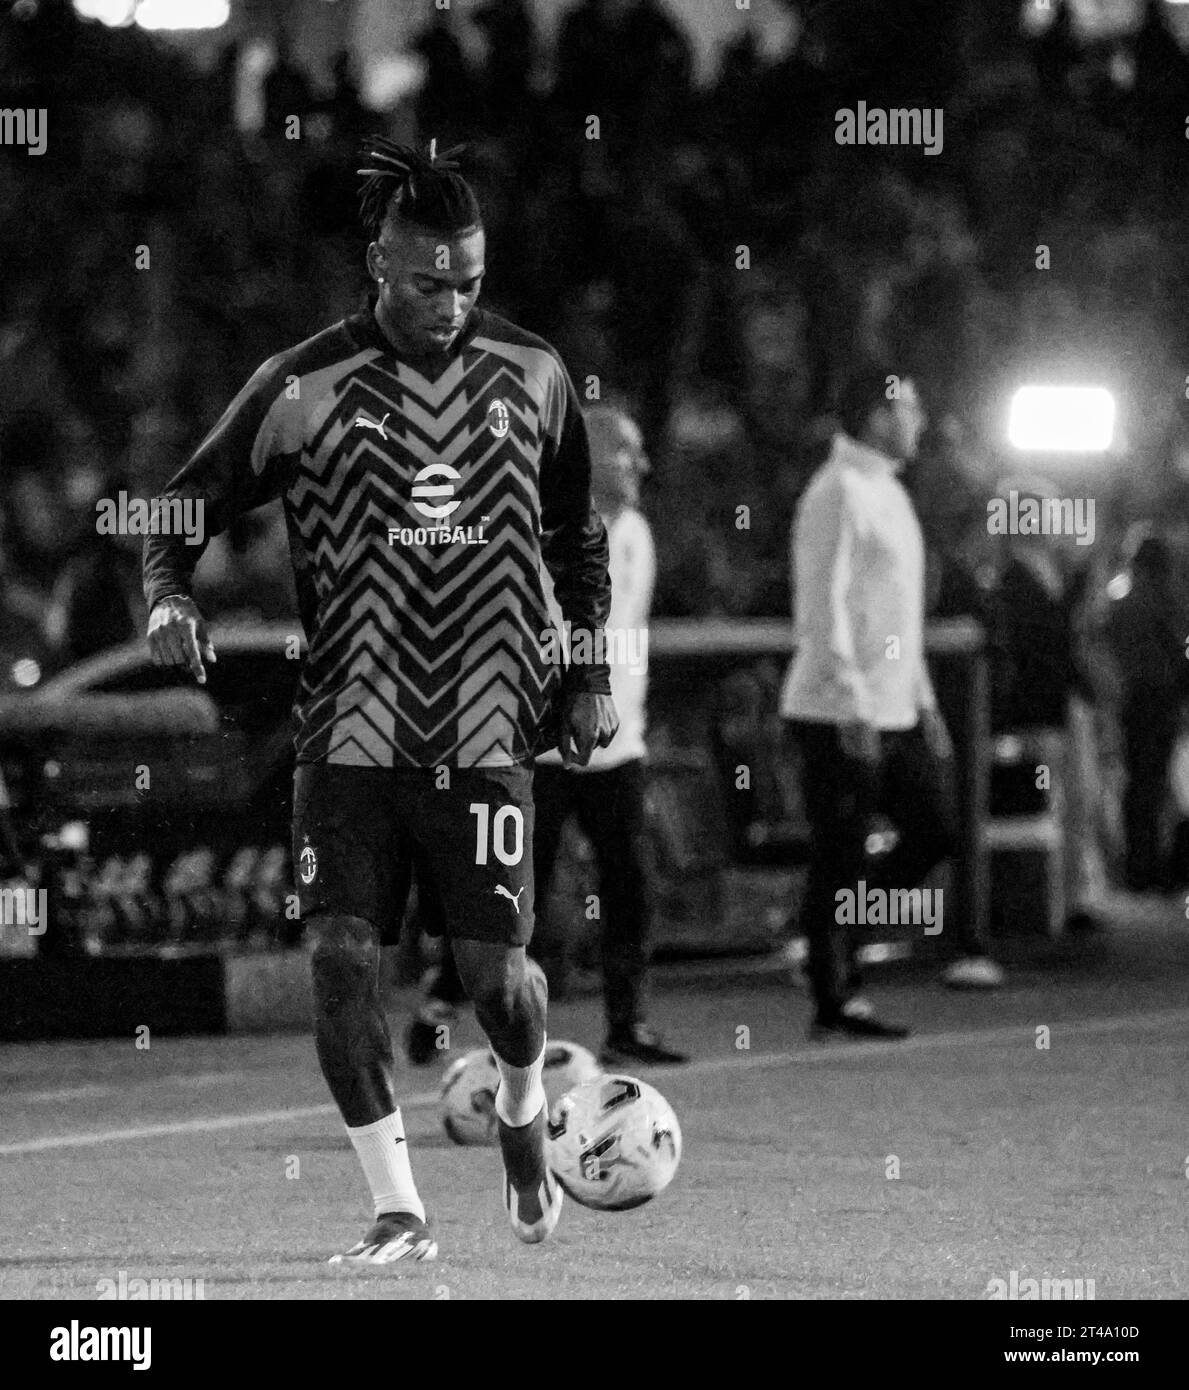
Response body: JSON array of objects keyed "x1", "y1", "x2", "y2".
[
  {"x1": 411, "y1": 463, "x2": 462, "y2": 520},
  {"x1": 388, "y1": 521, "x2": 490, "y2": 548},
  {"x1": 389, "y1": 464, "x2": 489, "y2": 548}
]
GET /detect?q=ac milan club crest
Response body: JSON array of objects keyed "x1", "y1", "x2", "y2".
[{"x1": 487, "y1": 398, "x2": 510, "y2": 438}]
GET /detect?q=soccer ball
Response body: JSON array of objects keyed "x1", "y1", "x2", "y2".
[
  {"x1": 440, "y1": 1039, "x2": 602, "y2": 1146},
  {"x1": 547, "y1": 1074, "x2": 682, "y2": 1210},
  {"x1": 542, "y1": 1039, "x2": 602, "y2": 1109},
  {"x1": 440, "y1": 1048, "x2": 500, "y2": 1146}
]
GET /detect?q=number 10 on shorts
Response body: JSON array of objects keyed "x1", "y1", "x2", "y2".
[{"x1": 469, "y1": 802, "x2": 525, "y2": 866}]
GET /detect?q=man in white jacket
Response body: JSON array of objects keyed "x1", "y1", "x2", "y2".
[
  {"x1": 782, "y1": 368, "x2": 957, "y2": 1039},
  {"x1": 407, "y1": 405, "x2": 687, "y2": 1067}
]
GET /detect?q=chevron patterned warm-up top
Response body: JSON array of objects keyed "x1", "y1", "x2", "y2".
[{"x1": 143, "y1": 308, "x2": 613, "y2": 769}]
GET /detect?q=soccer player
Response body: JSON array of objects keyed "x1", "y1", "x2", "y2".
[{"x1": 143, "y1": 139, "x2": 618, "y2": 1265}]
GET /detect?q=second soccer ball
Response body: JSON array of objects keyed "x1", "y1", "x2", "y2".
[{"x1": 440, "y1": 1039, "x2": 603, "y2": 1146}]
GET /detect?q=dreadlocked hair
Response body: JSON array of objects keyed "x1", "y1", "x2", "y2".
[{"x1": 356, "y1": 136, "x2": 482, "y2": 239}]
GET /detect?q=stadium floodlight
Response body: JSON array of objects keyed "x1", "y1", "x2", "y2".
[
  {"x1": 134, "y1": 0, "x2": 229, "y2": 28},
  {"x1": 73, "y1": 0, "x2": 228, "y2": 25},
  {"x1": 1007, "y1": 385, "x2": 1116, "y2": 452},
  {"x1": 73, "y1": 0, "x2": 136, "y2": 23}
]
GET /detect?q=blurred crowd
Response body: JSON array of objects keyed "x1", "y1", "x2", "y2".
[
  {"x1": 3, "y1": 0, "x2": 1189, "y2": 729},
  {"x1": 2, "y1": 0, "x2": 1189, "y2": 957}
]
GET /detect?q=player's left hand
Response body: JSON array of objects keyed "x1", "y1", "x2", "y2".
[
  {"x1": 560, "y1": 691, "x2": 619, "y2": 769},
  {"x1": 920, "y1": 704, "x2": 953, "y2": 761}
]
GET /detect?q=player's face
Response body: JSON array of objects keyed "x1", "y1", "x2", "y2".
[{"x1": 372, "y1": 226, "x2": 485, "y2": 356}]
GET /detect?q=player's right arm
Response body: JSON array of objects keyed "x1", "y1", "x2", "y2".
[{"x1": 143, "y1": 358, "x2": 295, "y2": 684}]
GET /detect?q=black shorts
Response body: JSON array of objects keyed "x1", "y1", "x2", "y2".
[{"x1": 292, "y1": 762, "x2": 536, "y2": 946}]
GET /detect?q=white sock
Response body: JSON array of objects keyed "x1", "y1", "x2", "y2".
[
  {"x1": 346, "y1": 1110, "x2": 425, "y2": 1221},
  {"x1": 493, "y1": 1038, "x2": 548, "y2": 1127}
]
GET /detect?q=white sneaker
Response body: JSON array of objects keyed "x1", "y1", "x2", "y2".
[
  {"x1": 942, "y1": 956, "x2": 1005, "y2": 989},
  {"x1": 328, "y1": 1211, "x2": 438, "y2": 1267},
  {"x1": 842, "y1": 996, "x2": 875, "y2": 1019}
]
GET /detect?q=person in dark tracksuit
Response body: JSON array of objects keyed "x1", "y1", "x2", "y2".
[{"x1": 1104, "y1": 532, "x2": 1187, "y2": 891}]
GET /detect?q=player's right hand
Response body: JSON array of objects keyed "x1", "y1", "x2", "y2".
[
  {"x1": 839, "y1": 719, "x2": 880, "y2": 763},
  {"x1": 147, "y1": 595, "x2": 216, "y2": 685}
]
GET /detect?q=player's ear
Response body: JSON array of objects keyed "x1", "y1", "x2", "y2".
[{"x1": 366, "y1": 241, "x2": 386, "y2": 286}]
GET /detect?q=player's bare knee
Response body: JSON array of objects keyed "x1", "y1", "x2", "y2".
[{"x1": 308, "y1": 913, "x2": 378, "y2": 1004}]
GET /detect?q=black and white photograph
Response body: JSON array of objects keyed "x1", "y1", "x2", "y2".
[{"x1": 1, "y1": 0, "x2": 1187, "y2": 1340}]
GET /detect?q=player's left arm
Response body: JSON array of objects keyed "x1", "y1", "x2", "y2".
[{"x1": 539, "y1": 363, "x2": 617, "y2": 768}]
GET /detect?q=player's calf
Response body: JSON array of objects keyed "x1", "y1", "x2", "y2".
[
  {"x1": 308, "y1": 912, "x2": 396, "y2": 1124},
  {"x1": 455, "y1": 941, "x2": 545, "y2": 1064}
]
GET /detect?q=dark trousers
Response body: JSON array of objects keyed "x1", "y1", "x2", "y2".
[
  {"x1": 426, "y1": 759, "x2": 652, "y2": 1036},
  {"x1": 789, "y1": 719, "x2": 958, "y2": 1021},
  {"x1": 1121, "y1": 695, "x2": 1178, "y2": 890}
]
